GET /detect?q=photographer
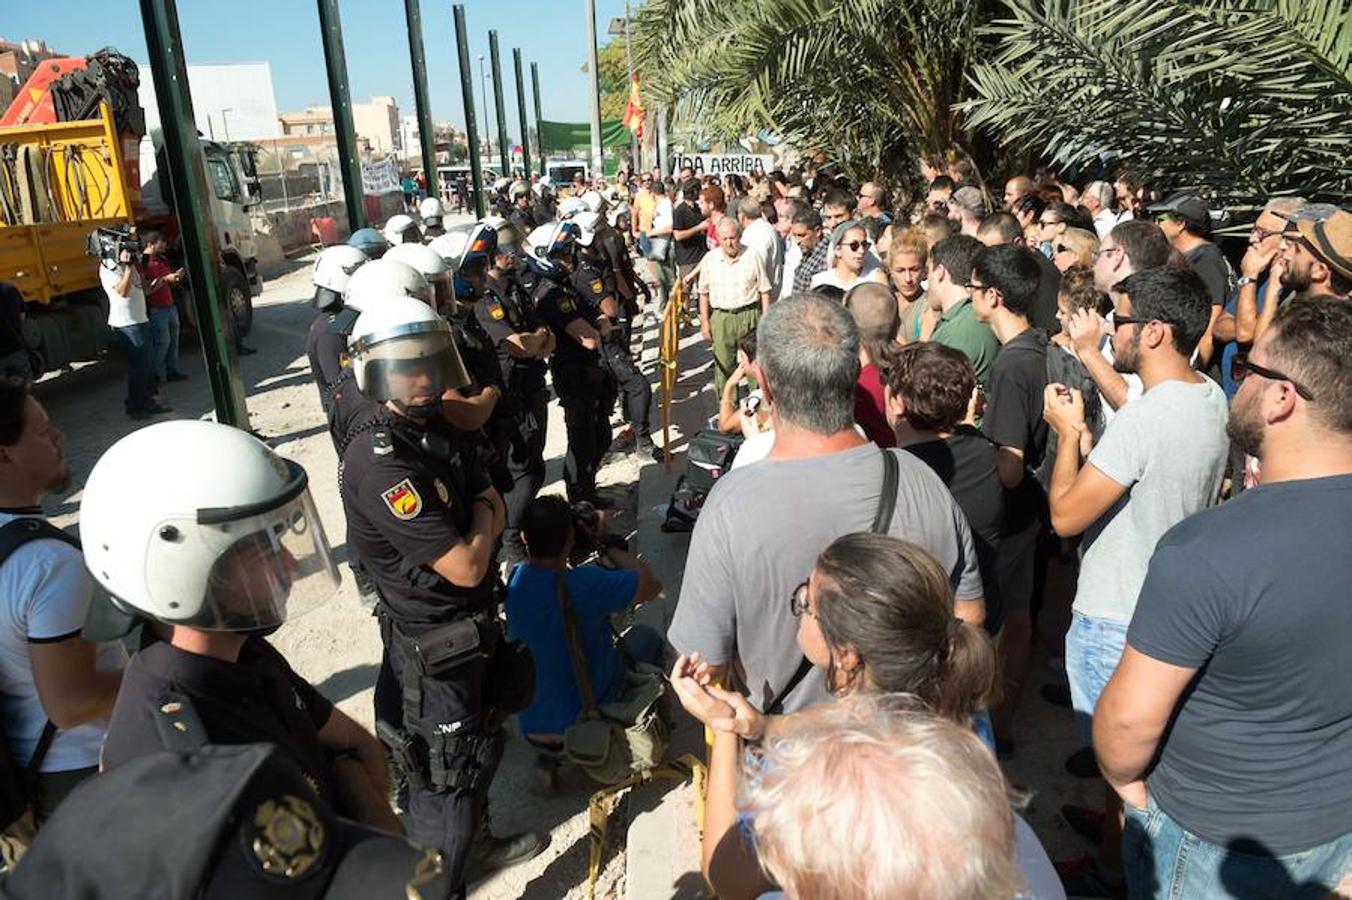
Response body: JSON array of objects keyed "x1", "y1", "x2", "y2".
[
  {"x1": 97, "y1": 234, "x2": 169, "y2": 420},
  {"x1": 505, "y1": 496, "x2": 663, "y2": 753}
]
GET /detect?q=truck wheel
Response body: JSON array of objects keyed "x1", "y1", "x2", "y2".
[{"x1": 223, "y1": 267, "x2": 253, "y2": 337}]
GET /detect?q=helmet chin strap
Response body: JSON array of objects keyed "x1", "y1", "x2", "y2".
[{"x1": 394, "y1": 399, "x2": 439, "y2": 422}]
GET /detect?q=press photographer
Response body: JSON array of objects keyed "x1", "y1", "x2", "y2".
[
  {"x1": 91, "y1": 227, "x2": 170, "y2": 420},
  {"x1": 505, "y1": 495, "x2": 666, "y2": 791}
]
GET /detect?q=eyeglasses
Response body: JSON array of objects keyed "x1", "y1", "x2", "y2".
[
  {"x1": 968, "y1": 280, "x2": 993, "y2": 294},
  {"x1": 842, "y1": 240, "x2": 870, "y2": 252},
  {"x1": 1054, "y1": 243, "x2": 1073, "y2": 254},
  {"x1": 1251, "y1": 226, "x2": 1282, "y2": 242},
  {"x1": 1106, "y1": 310, "x2": 1149, "y2": 330},
  {"x1": 1233, "y1": 356, "x2": 1315, "y2": 401},
  {"x1": 790, "y1": 580, "x2": 813, "y2": 618},
  {"x1": 1039, "y1": 218, "x2": 1062, "y2": 227},
  {"x1": 1096, "y1": 245, "x2": 1123, "y2": 258}
]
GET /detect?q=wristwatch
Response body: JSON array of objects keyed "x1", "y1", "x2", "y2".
[{"x1": 1235, "y1": 275, "x2": 1255, "y2": 288}]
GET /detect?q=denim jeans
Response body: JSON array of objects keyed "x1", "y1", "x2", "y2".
[
  {"x1": 147, "y1": 305, "x2": 181, "y2": 381},
  {"x1": 1124, "y1": 794, "x2": 1352, "y2": 899},
  {"x1": 1065, "y1": 610, "x2": 1129, "y2": 747},
  {"x1": 115, "y1": 322, "x2": 155, "y2": 414}
]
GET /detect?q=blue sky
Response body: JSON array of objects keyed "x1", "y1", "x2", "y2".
[{"x1": 3, "y1": 0, "x2": 630, "y2": 140}]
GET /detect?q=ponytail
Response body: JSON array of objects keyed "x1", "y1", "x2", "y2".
[{"x1": 934, "y1": 620, "x2": 999, "y2": 722}]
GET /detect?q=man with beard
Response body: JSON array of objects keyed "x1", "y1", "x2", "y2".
[
  {"x1": 1096, "y1": 298, "x2": 1352, "y2": 899},
  {"x1": 0, "y1": 379, "x2": 125, "y2": 858},
  {"x1": 1277, "y1": 208, "x2": 1351, "y2": 300},
  {"x1": 1041, "y1": 266, "x2": 1229, "y2": 896}
]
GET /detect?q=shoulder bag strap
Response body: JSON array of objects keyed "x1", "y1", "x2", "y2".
[
  {"x1": 767, "y1": 451, "x2": 900, "y2": 716},
  {"x1": 555, "y1": 571, "x2": 599, "y2": 717},
  {"x1": 24, "y1": 720, "x2": 57, "y2": 778}
]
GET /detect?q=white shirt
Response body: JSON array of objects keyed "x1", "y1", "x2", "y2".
[
  {"x1": 1093, "y1": 208, "x2": 1120, "y2": 240},
  {"x1": 99, "y1": 263, "x2": 148, "y2": 328},
  {"x1": 651, "y1": 197, "x2": 674, "y2": 233},
  {"x1": 810, "y1": 264, "x2": 885, "y2": 293},
  {"x1": 0, "y1": 511, "x2": 127, "y2": 772},
  {"x1": 741, "y1": 218, "x2": 784, "y2": 298},
  {"x1": 779, "y1": 241, "x2": 802, "y2": 301}
]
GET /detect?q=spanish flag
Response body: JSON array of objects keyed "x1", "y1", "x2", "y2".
[{"x1": 623, "y1": 72, "x2": 645, "y2": 139}]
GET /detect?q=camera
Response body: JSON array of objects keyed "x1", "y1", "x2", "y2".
[
  {"x1": 570, "y1": 501, "x2": 628, "y2": 563},
  {"x1": 87, "y1": 226, "x2": 142, "y2": 265}
]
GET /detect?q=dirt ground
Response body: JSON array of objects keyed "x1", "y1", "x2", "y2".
[{"x1": 34, "y1": 248, "x2": 1103, "y2": 899}]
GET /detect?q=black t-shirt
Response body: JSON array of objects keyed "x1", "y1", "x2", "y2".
[
  {"x1": 1127, "y1": 474, "x2": 1352, "y2": 856},
  {"x1": 595, "y1": 227, "x2": 637, "y2": 303},
  {"x1": 0, "y1": 282, "x2": 24, "y2": 355},
  {"x1": 1030, "y1": 250, "x2": 1062, "y2": 335},
  {"x1": 534, "y1": 275, "x2": 597, "y2": 368},
  {"x1": 673, "y1": 203, "x2": 707, "y2": 267},
  {"x1": 904, "y1": 428, "x2": 1006, "y2": 633},
  {"x1": 570, "y1": 259, "x2": 614, "y2": 319},
  {"x1": 1185, "y1": 242, "x2": 1231, "y2": 307},
  {"x1": 341, "y1": 419, "x2": 496, "y2": 624},
  {"x1": 102, "y1": 638, "x2": 336, "y2": 805},
  {"x1": 450, "y1": 307, "x2": 503, "y2": 394},
  {"x1": 327, "y1": 369, "x2": 386, "y2": 457},
  {"x1": 982, "y1": 327, "x2": 1050, "y2": 534}
]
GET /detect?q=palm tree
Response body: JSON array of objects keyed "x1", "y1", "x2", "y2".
[
  {"x1": 961, "y1": 0, "x2": 1352, "y2": 212},
  {"x1": 631, "y1": 0, "x2": 1001, "y2": 188}
]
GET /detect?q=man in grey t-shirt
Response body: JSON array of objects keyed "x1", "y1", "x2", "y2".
[
  {"x1": 668, "y1": 296, "x2": 983, "y2": 715},
  {"x1": 1096, "y1": 298, "x2": 1352, "y2": 898},
  {"x1": 1042, "y1": 267, "x2": 1226, "y2": 892}
]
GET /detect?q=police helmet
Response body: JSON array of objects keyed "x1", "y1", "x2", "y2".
[
  {"x1": 534, "y1": 175, "x2": 554, "y2": 198},
  {"x1": 348, "y1": 295, "x2": 470, "y2": 417},
  {"x1": 428, "y1": 231, "x2": 470, "y2": 272},
  {"x1": 79, "y1": 421, "x2": 339, "y2": 632},
  {"x1": 349, "y1": 226, "x2": 389, "y2": 260},
  {"x1": 557, "y1": 196, "x2": 587, "y2": 220},
  {"x1": 311, "y1": 244, "x2": 368, "y2": 311},
  {"x1": 385, "y1": 243, "x2": 454, "y2": 314},
  {"x1": 481, "y1": 215, "x2": 521, "y2": 256},
  {"x1": 527, "y1": 221, "x2": 580, "y2": 267},
  {"x1": 382, "y1": 213, "x2": 423, "y2": 247},
  {"x1": 343, "y1": 258, "x2": 432, "y2": 310},
  {"x1": 580, "y1": 190, "x2": 608, "y2": 214},
  {"x1": 418, "y1": 196, "x2": 445, "y2": 227},
  {"x1": 492, "y1": 177, "x2": 511, "y2": 194},
  {"x1": 509, "y1": 180, "x2": 530, "y2": 201},
  {"x1": 572, "y1": 211, "x2": 601, "y2": 247}
]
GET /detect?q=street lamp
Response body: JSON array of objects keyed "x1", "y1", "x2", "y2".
[
  {"x1": 477, "y1": 54, "x2": 492, "y2": 159},
  {"x1": 220, "y1": 107, "x2": 233, "y2": 144}
]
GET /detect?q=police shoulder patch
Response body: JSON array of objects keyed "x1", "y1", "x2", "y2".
[
  {"x1": 590, "y1": 279, "x2": 604, "y2": 294},
  {"x1": 487, "y1": 299, "x2": 505, "y2": 320},
  {"x1": 559, "y1": 296, "x2": 575, "y2": 313},
  {"x1": 381, "y1": 478, "x2": 422, "y2": 520}
]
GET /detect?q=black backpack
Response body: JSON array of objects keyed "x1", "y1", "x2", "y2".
[
  {"x1": 661, "y1": 430, "x2": 744, "y2": 533},
  {"x1": 0, "y1": 518, "x2": 78, "y2": 829}
]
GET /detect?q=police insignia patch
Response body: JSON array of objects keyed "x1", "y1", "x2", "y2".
[
  {"x1": 559, "y1": 297, "x2": 575, "y2": 312},
  {"x1": 590, "y1": 279, "x2": 604, "y2": 294},
  {"x1": 434, "y1": 478, "x2": 451, "y2": 505},
  {"x1": 488, "y1": 300, "x2": 505, "y2": 320},
  {"x1": 381, "y1": 478, "x2": 422, "y2": 520},
  {"x1": 250, "y1": 795, "x2": 325, "y2": 879}
]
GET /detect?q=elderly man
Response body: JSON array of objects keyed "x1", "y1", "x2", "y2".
[
  {"x1": 1081, "y1": 181, "x2": 1118, "y2": 238},
  {"x1": 669, "y1": 296, "x2": 984, "y2": 716},
  {"x1": 949, "y1": 186, "x2": 988, "y2": 237},
  {"x1": 738, "y1": 197, "x2": 784, "y2": 300},
  {"x1": 1003, "y1": 176, "x2": 1035, "y2": 212},
  {"x1": 700, "y1": 217, "x2": 771, "y2": 396}
]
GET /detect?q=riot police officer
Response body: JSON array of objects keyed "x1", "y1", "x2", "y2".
[
  {"x1": 526, "y1": 222, "x2": 611, "y2": 505},
  {"x1": 382, "y1": 213, "x2": 423, "y2": 247},
  {"x1": 478, "y1": 219, "x2": 555, "y2": 564},
  {"x1": 349, "y1": 226, "x2": 389, "y2": 260},
  {"x1": 531, "y1": 177, "x2": 557, "y2": 225},
  {"x1": 340, "y1": 297, "x2": 545, "y2": 890},
  {"x1": 385, "y1": 242, "x2": 455, "y2": 316},
  {"x1": 419, "y1": 195, "x2": 447, "y2": 240},
  {"x1": 507, "y1": 181, "x2": 536, "y2": 236},
  {"x1": 305, "y1": 244, "x2": 367, "y2": 416},
  {"x1": 573, "y1": 212, "x2": 657, "y2": 457}
]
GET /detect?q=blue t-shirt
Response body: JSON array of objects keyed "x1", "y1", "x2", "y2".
[
  {"x1": 506, "y1": 563, "x2": 639, "y2": 735},
  {"x1": 1219, "y1": 276, "x2": 1285, "y2": 397}
]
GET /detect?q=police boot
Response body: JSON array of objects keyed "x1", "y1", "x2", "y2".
[{"x1": 464, "y1": 818, "x2": 549, "y2": 882}]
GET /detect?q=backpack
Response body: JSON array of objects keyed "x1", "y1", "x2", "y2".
[
  {"x1": 0, "y1": 518, "x2": 77, "y2": 829},
  {"x1": 661, "y1": 430, "x2": 744, "y2": 532}
]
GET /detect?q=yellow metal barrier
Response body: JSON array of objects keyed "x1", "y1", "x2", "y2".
[{"x1": 658, "y1": 280, "x2": 684, "y2": 471}]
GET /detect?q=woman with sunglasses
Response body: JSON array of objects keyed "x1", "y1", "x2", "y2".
[
  {"x1": 1052, "y1": 227, "x2": 1100, "y2": 273},
  {"x1": 810, "y1": 221, "x2": 887, "y2": 293},
  {"x1": 671, "y1": 534, "x2": 1061, "y2": 899}
]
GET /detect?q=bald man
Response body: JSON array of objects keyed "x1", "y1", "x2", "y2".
[
  {"x1": 845, "y1": 282, "x2": 899, "y2": 447},
  {"x1": 1004, "y1": 176, "x2": 1035, "y2": 212}
]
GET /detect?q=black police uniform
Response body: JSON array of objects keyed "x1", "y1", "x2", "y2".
[
  {"x1": 474, "y1": 264, "x2": 550, "y2": 559},
  {"x1": 572, "y1": 256, "x2": 653, "y2": 439},
  {"x1": 507, "y1": 206, "x2": 537, "y2": 239},
  {"x1": 531, "y1": 196, "x2": 555, "y2": 226},
  {"x1": 534, "y1": 266, "x2": 609, "y2": 502},
  {"x1": 594, "y1": 222, "x2": 640, "y2": 309},
  {"x1": 101, "y1": 636, "x2": 338, "y2": 808},
  {"x1": 448, "y1": 300, "x2": 516, "y2": 498},
  {"x1": 305, "y1": 306, "x2": 360, "y2": 419},
  {"x1": 339, "y1": 415, "x2": 506, "y2": 886}
]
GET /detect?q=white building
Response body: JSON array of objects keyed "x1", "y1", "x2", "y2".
[{"x1": 138, "y1": 61, "x2": 280, "y2": 142}]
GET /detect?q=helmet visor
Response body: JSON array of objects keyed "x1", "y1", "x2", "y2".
[
  {"x1": 354, "y1": 328, "x2": 471, "y2": 404},
  {"x1": 144, "y1": 483, "x2": 339, "y2": 631}
]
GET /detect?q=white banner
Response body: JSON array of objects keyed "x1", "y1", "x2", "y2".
[
  {"x1": 669, "y1": 153, "x2": 775, "y2": 178},
  {"x1": 361, "y1": 155, "x2": 400, "y2": 195}
]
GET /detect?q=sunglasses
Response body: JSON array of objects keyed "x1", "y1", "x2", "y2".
[
  {"x1": 842, "y1": 240, "x2": 870, "y2": 252},
  {"x1": 790, "y1": 580, "x2": 813, "y2": 617},
  {"x1": 1233, "y1": 356, "x2": 1315, "y2": 401},
  {"x1": 1107, "y1": 310, "x2": 1150, "y2": 330},
  {"x1": 1039, "y1": 218, "x2": 1062, "y2": 227},
  {"x1": 1054, "y1": 243, "x2": 1074, "y2": 254}
]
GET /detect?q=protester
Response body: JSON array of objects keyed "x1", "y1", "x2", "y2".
[
  {"x1": 737, "y1": 197, "x2": 784, "y2": 300},
  {"x1": 918, "y1": 211, "x2": 955, "y2": 248},
  {"x1": 0, "y1": 379, "x2": 125, "y2": 864},
  {"x1": 1080, "y1": 182, "x2": 1118, "y2": 239},
  {"x1": 820, "y1": 190, "x2": 854, "y2": 236},
  {"x1": 672, "y1": 181, "x2": 708, "y2": 299},
  {"x1": 668, "y1": 295, "x2": 984, "y2": 723},
  {"x1": 699, "y1": 218, "x2": 771, "y2": 396},
  {"x1": 1052, "y1": 227, "x2": 1100, "y2": 273},
  {"x1": 646, "y1": 180, "x2": 677, "y2": 313},
  {"x1": 843, "y1": 283, "x2": 899, "y2": 448},
  {"x1": 927, "y1": 235, "x2": 1001, "y2": 387},
  {"x1": 811, "y1": 222, "x2": 886, "y2": 292},
  {"x1": 885, "y1": 228, "x2": 928, "y2": 342},
  {"x1": 1278, "y1": 207, "x2": 1352, "y2": 300},
  {"x1": 949, "y1": 186, "x2": 988, "y2": 237},
  {"x1": 976, "y1": 211, "x2": 1061, "y2": 334},
  {"x1": 1042, "y1": 267, "x2": 1112, "y2": 483},
  {"x1": 789, "y1": 207, "x2": 830, "y2": 294},
  {"x1": 926, "y1": 175, "x2": 956, "y2": 215},
  {"x1": 856, "y1": 181, "x2": 890, "y2": 232},
  {"x1": 139, "y1": 232, "x2": 188, "y2": 385},
  {"x1": 700, "y1": 185, "x2": 730, "y2": 249},
  {"x1": 1043, "y1": 266, "x2": 1229, "y2": 895},
  {"x1": 776, "y1": 199, "x2": 808, "y2": 301},
  {"x1": 671, "y1": 535, "x2": 1059, "y2": 900},
  {"x1": 1095, "y1": 298, "x2": 1352, "y2": 899},
  {"x1": 1004, "y1": 176, "x2": 1035, "y2": 212},
  {"x1": 1014, "y1": 195, "x2": 1048, "y2": 247}
]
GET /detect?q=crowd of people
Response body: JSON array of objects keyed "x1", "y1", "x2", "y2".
[{"x1": 0, "y1": 142, "x2": 1348, "y2": 900}]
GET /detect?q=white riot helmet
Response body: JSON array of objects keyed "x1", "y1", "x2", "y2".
[
  {"x1": 572, "y1": 210, "x2": 600, "y2": 247},
  {"x1": 481, "y1": 215, "x2": 521, "y2": 256},
  {"x1": 418, "y1": 196, "x2": 445, "y2": 228},
  {"x1": 557, "y1": 196, "x2": 587, "y2": 219},
  {"x1": 80, "y1": 421, "x2": 339, "y2": 631},
  {"x1": 385, "y1": 243, "x2": 453, "y2": 313},
  {"x1": 348, "y1": 295, "x2": 470, "y2": 417},
  {"x1": 311, "y1": 245, "x2": 368, "y2": 311},
  {"x1": 492, "y1": 177, "x2": 511, "y2": 194},
  {"x1": 509, "y1": 180, "x2": 530, "y2": 202},
  {"x1": 428, "y1": 231, "x2": 469, "y2": 272},
  {"x1": 580, "y1": 190, "x2": 608, "y2": 214},
  {"x1": 382, "y1": 213, "x2": 423, "y2": 246},
  {"x1": 343, "y1": 258, "x2": 432, "y2": 310}
]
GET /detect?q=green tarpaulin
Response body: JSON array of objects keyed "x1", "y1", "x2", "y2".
[{"x1": 538, "y1": 119, "x2": 631, "y2": 151}]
